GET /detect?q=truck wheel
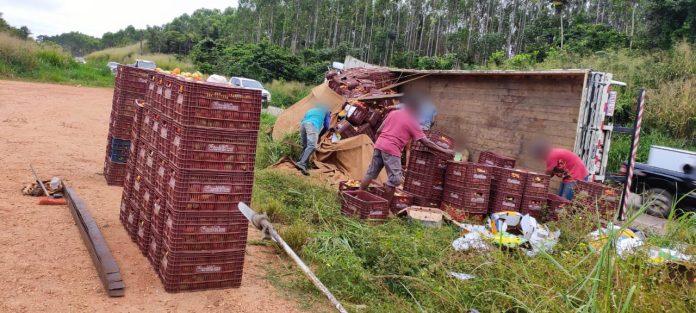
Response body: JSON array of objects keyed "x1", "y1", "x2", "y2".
[{"x1": 644, "y1": 188, "x2": 673, "y2": 218}]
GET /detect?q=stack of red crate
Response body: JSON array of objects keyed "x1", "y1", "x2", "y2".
[
  {"x1": 441, "y1": 161, "x2": 493, "y2": 221},
  {"x1": 519, "y1": 172, "x2": 551, "y2": 219},
  {"x1": 490, "y1": 167, "x2": 527, "y2": 213},
  {"x1": 119, "y1": 71, "x2": 261, "y2": 292},
  {"x1": 574, "y1": 180, "x2": 620, "y2": 218},
  {"x1": 403, "y1": 130, "x2": 454, "y2": 207},
  {"x1": 104, "y1": 65, "x2": 151, "y2": 186}
]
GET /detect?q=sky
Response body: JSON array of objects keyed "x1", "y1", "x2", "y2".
[{"x1": 0, "y1": 0, "x2": 239, "y2": 37}]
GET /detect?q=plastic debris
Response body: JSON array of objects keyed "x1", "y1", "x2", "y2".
[
  {"x1": 647, "y1": 246, "x2": 693, "y2": 265},
  {"x1": 452, "y1": 212, "x2": 559, "y2": 256},
  {"x1": 449, "y1": 272, "x2": 476, "y2": 280}
]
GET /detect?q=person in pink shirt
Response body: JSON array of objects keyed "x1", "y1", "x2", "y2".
[
  {"x1": 359, "y1": 94, "x2": 454, "y2": 203},
  {"x1": 532, "y1": 143, "x2": 589, "y2": 200}
]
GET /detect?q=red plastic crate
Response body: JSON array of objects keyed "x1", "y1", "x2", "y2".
[
  {"x1": 336, "y1": 120, "x2": 357, "y2": 139},
  {"x1": 346, "y1": 104, "x2": 369, "y2": 125},
  {"x1": 403, "y1": 171, "x2": 444, "y2": 200},
  {"x1": 159, "y1": 246, "x2": 245, "y2": 292},
  {"x1": 441, "y1": 186, "x2": 490, "y2": 213},
  {"x1": 340, "y1": 190, "x2": 390, "y2": 220},
  {"x1": 411, "y1": 130, "x2": 455, "y2": 151},
  {"x1": 412, "y1": 196, "x2": 441, "y2": 208},
  {"x1": 171, "y1": 80, "x2": 262, "y2": 131},
  {"x1": 369, "y1": 187, "x2": 415, "y2": 214},
  {"x1": 493, "y1": 167, "x2": 528, "y2": 192},
  {"x1": 441, "y1": 202, "x2": 488, "y2": 222},
  {"x1": 163, "y1": 212, "x2": 248, "y2": 251},
  {"x1": 490, "y1": 190, "x2": 523, "y2": 213},
  {"x1": 520, "y1": 195, "x2": 547, "y2": 219},
  {"x1": 524, "y1": 172, "x2": 551, "y2": 196},
  {"x1": 478, "y1": 151, "x2": 516, "y2": 168},
  {"x1": 408, "y1": 150, "x2": 448, "y2": 175},
  {"x1": 169, "y1": 126, "x2": 258, "y2": 172},
  {"x1": 137, "y1": 210, "x2": 153, "y2": 255},
  {"x1": 165, "y1": 169, "x2": 254, "y2": 211},
  {"x1": 445, "y1": 161, "x2": 494, "y2": 188}
]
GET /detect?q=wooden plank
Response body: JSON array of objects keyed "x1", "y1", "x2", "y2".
[{"x1": 65, "y1": 187, "x2": 125, "y2": 297}]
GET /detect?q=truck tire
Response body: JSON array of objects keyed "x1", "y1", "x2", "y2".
[{"x1": 644, "y1": 188, "x2": 673, "y2": 218}]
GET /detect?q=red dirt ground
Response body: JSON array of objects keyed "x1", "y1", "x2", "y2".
[{"x1": 0, "y1": 80, "x2": 307, "y2": 312}]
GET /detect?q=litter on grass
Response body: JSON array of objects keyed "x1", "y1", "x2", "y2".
[
  {"x1": 452, "y1": 211, "x2": 559, "y2": 256},
  {"x1": 449, "y1": 272, "x2": 476, "y2": 281},
  {"x1": 587, "y1": 224, "x2": 694, "y2": 265}
]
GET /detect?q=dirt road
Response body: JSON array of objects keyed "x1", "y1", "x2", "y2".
[{"x1": 0, "y1": 80, "x2": 305, "y2": 312}]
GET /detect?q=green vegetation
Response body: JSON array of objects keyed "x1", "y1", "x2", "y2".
[
  {"x1": 266, "y1": 80, "x2": 312, "y2": 108},
  {"x1": 0, "y1": 32, "x2": 113, "y2": 87},
  {"x1": 251, "y1": 168, "x2": 696, "y2": 313},
  {"x1": 85, "y1": 43, "x2": 195, "y2": 72}
]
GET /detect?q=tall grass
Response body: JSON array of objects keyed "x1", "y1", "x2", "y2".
[
  {"x1": 251, "y1": 168, "x2": 696, "y2": 312},
  {"x1": 86, "y1": 42, "x2": 195, "y2": 71},
  {"x1": 266, "y1": 80, "x2": 313, "y2": 108},
  {"x1": 0, "y1": 32, "x2": 113, "y2": 86}
]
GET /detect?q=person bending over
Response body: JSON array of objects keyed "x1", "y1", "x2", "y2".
[
  {"x1": 360, "y1": 94, "x2": 454, "y2": 203},
  {"x1": 295, "y1": 103, "x2": 331, "y2": 175},
  {"x1": 532, "y1": 142, "x2": 589, "y2": 200}
]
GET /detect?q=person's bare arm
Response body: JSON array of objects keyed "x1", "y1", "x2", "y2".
[{"x1": 418, "y1": 137, "x2": 454, "y2": 157}]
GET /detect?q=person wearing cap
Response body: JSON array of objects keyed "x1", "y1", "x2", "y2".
[
  {"x1": 295, "y1": 103, "x2": 331, "y2": 175},
  {"x1": 360, "y1": 94, "x2": 454, "y2": 203},
  {"x1": 532, "y1": 142, "x2": 589, "y2": 200}
]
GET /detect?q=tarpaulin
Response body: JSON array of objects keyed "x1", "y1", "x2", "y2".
[
  {"x1": 273, "y1": 134, "x2": 387, "y2": 185},
  {"x1": 271, "y1": 82, "x2": 345, "y2": 141}
]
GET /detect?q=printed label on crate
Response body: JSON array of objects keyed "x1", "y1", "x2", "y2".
[
  {"x1": 169, "y1": 177, "x2": 176, "y2": 188},
  {"x1": 160, "y1": 127, "x2": 168, "y2": 138},
  {"x1": 416, "y1": 158, "x2": 426, "y2": 165},
  {"x1": 483, "y1": 160, "x2": 495, "y2": 166},
  {"x1": 506, "y1": 178, "x2": 521, "y2": 185},
  {"x1": 412, "y1": 180, "x2": 422, "y2": 187},
  {"x1": 450, "y1": 192, "x2": 460, "y2": 199},
  {"x1": 369, "y1": 210, "x2": 384, "y2": 216},
  {"x1": 146, "y1": 156, "x2": 153, "y2": 167},
  {"x1": 211, "y1": 101, "x2": 240, "y2": 111},
  {"x1": 148, "y1": 83, "x2": 154, "y2": 90},
  {"x1": 164, "y1": 88, "x2": 171, "y2": 99},
  {"x1": 202, "y1": 185, "x2": 232, "y2": 193},
  {"x1": 452, "y1": 170, "x2": 463, "y2": 177},
  {"x1": 130, "y1": 144, "x2": 135, "y2": 153},
  {"x1": 144, "y1": 115, "x2": 150, "y2": 125},
  {"x1": 144, "y1": 191, "x2": 150, "y2": 202},
  {"x1": 199, "y1": 225, "x2": 227, "y2": 233},
  {"x1": 207, "y1": 144, "x2": 235, "y2": 153},
  {"x1": 177, "y1": 94, "x2": 184, "y2": 105},
  {"x1": 161, "y1": 258, "x2": 168, "y2": 270},
  {"x1": 433, "y1": 185, "x2": 443, "y2": 191},
  {"x1": 473, "y1": 173, "x2": 488, "y2": 180},
  {"x1": 125, "y1": 173, "x2": 130, "y2": 182},
  {"x1": 138, "y1": 227, "x2": 144, "y2": 238},
  {"x1": 156, "y1": 86, "x2": 162, "y2": 95},
  {"x1": 503, "y1": 201, "x2": 516, "y2": 208},
  {"x1": 196, "y1": 265, "x2": 222, "y2": 273},
  {"x1": 527, "y1": 202, "x2": 543, "y2": 210},
  {"x1": 153, "y1": 203, "x2": 161, "y2": 215},
  {"x1": 139, "y1": 149, "x2": 145, "y2": 158},
  {"x1": 149, "y1": 240, "x2": 157, "y2": 253},
  {"x1": 346, "y1": 204, "x2": 358, "y2": 213},
  {"x1": 531, "y1": 182, "x2": 546, "y2": 188},
  {"x1": 128, "y1": 212, "x2": 134, "y2": 223},
  {"x1": 470, "y1": 195, "x2": 485, "y2": 203},
  {"x1": 158, "y1": 166, "x2": 165, "y2": 177},
  {"x1": 138, "y1": 78, "x2": 148, "y2": 84},
  {"x1": 152, "y1": 121, "x2": 159, "y2": 132},
  {"x1": 134, "y1": 181, "x2": 140, "y2": 191},
  {"x1": 173, "y1": 136, "x2": 180, "y2": 147},
  {"x1": 120, "y1": 202, "x2": 126, "y2": 213}
]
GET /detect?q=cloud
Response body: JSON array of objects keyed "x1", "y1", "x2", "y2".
[{"x1": 0, "y1": 0, "x2": 238, "y2": 37}]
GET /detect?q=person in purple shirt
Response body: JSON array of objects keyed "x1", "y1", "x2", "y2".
[{"x1": 359, "y1": 94, "x2": 454, "y2": 203}]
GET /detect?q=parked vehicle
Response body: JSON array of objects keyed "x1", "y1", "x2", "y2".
[
  {"x1": 74, "y1": 57, "x2": 86, "y2": 64},
  {"x1": 106, "y1": 62, "x2": 119, "y2": 74},
  {"x1": 134, "y1": 59, "x2": 156, "y2": 69},
  {"x1": 229, "y1": 77, "x2": 271, "y2": 103},
  {"x1": 626, "y1": 146, "x2": 696, "y2": 217}
]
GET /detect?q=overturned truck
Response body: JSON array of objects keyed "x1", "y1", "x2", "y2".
[{"x1": 274, "y1": 64, "x2": 624, "y2": 183}]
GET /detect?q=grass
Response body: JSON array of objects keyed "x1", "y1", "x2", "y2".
[
  {"x1": 86, "y1": 42, "x2": 195, "y2": 72},
  {"x1": 250, "y1": 167, "x2": 695, "y2": 312},
  {"x1": 251, "y1": 116, "x2": 696, "y2": 312},
  {"x1": 266, "y1": 80, "x2": 312, "y2": 108},
  {"x1": 0, "y1": 32, "x2": 113, "y2": 87}
]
